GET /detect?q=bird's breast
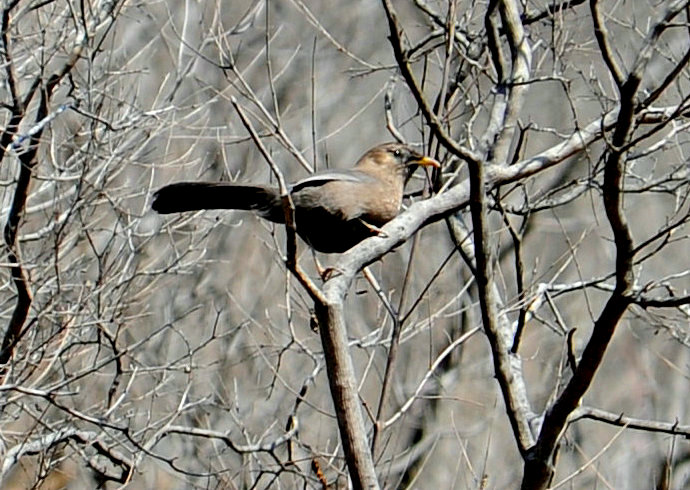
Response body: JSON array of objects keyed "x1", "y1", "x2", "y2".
[{"x1": 365, "y1": 192, "x2": 401, "y2": 224}]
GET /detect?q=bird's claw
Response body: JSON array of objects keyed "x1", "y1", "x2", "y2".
[{"x1": 359, "y1": 219, "x2": 388, "y2": 238}]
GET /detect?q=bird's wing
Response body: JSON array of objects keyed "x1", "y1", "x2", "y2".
[{"x1": 290, "y1": 170, "x2": 376, "y2": 192}]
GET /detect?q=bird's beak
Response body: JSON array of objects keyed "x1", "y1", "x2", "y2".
[{"x1": 411, "y1": 155, "x2": 441, "y2": 168}]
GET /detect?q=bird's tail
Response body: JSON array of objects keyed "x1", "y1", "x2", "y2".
[{"x1": 152, "y1": 182, "x2": 283, "y2": 222}]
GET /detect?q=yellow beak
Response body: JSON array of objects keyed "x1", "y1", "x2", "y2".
[{"x1": 413, "y1": 156, "x2": 441, "y2": 168}]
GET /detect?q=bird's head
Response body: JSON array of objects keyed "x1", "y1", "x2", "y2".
[{"x1": 355, "y1": 143, "x2": 440, "y2": 181}]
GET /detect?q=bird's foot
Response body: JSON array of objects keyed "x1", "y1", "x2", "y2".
[
  {"x1": 312, "y1": 253, "x2": 325, "y2": 278},
  {"x1": 319, "y1": 266, "x2": 343, "y2": 282},
  {"x1": 312, "y1": 253, "x2": 340, "y2": 281},
  {"x1": 358, "y1": 219, "x2": 388, "y2": 238}
]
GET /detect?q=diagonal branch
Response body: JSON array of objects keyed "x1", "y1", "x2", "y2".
[
  {"x1": 381, "y1": 0, "x2": 481, "y2": 166},
  {"x1": 446, "y1": 211, "x2": 536, "y2": 452},
  {"x1": 590, "y1": 0, "x2": 625, "y2": 87}
]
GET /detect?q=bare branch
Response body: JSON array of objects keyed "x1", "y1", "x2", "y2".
[{"x1": 573, "y1": 406, "x2": 690, "y2": 437}]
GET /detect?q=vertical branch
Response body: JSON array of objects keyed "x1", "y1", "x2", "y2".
[
  {"x1": 314, "y1": 298, "x2": 380, "y2": 490},
  {"x1": 310, "y1": 36, "x2": 318, "y2": 171},
  {"x1": 481, "y1": 0, "x2": 507, "y2": 155},
  {"x1": 369, "y1": 266, "x2": 402, "y2": 455},
  {"x1": 483, "y1": 0, "x2": 532, "y2": 164},
  {"x1": 0, "y1": 0, "x2": 21, "y2": 109},
  {"x1": 0, "y1": 89, "x2": 49, "y2": 369},
  {"x1": 492, "y1": 0, "x2": 531, "y2": 162},
  {"x1": 432, "y1": 0, "x2": 457, "y2": 128}
]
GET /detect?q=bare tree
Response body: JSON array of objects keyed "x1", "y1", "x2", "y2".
[{"x1": 0, "y1": 0, "x2": 688, "y2": 488}]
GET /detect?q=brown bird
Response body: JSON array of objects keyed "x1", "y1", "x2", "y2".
[{"x1": 152, "y1": 143, "x2": 439, "y2": 253}]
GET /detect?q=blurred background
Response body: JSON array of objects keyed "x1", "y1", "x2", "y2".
[{"x1": 0, "y1": 0, "x2": 688, "y2": 488}]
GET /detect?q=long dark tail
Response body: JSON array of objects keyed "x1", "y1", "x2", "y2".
[{"x1": 152, "y1": 182, "x2": 283, "y2": 222}]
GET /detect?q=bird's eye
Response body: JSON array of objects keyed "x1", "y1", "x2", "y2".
[{"x1": 393, "y1": 149, "x2": 402, "y2": 157}]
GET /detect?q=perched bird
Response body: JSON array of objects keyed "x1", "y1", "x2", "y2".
[{"x1": 152, "y1": 142, "x2": 439, "y2": 253}]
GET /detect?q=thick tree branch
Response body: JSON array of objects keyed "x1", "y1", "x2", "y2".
[
  {"x1": 314, "y1": 298, "x2": 380, "y2": 490},
  {"x1": 488, "y1": 0, "x2": 532, "y2": 164}
]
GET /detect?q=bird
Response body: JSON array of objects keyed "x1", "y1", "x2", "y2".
[{"x1": 152, "y1": 142, "x2": 440, "y2": 253}]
